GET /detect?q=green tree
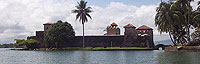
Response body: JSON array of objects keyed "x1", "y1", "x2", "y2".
[
  {"x1": 191, "y1": 28, "x2": 200, "y2": 40},
  {"x1": 155, "y1": 2, "x2": 178, "y2": 45},
  {"x1": 45, "y1": 20, "x2": 75, "y2": 48},
  {"x1": 192, "y1": 1, "x2": 200, "y2": 28},
  {"x1": 191, "y1": 2, "x2": 200, "y2": 40},
  {"x1": 198, "y1": 1, "x2": 200, "y2": 10},
  {"x1": 155, "y1": 0, "x2": 199, "y2": 46},
  {"x1": 173, "y1": 0, "x2": 194, "y2": 42},
  {"x1": 72, "y1": 0, "x2": 93, "y2": 47},
  {"x1": 14, "y1": 39, "x2": 39, "y2": 49}
]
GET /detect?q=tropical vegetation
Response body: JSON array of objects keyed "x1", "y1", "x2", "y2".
[
  {"x1": 72, "y1": 0, "x2": 93, "y2": 47},
  {"x1": 45, "y1": 20, "x2": 75, "y2": 49},
  {"x1": 14, "y1": 39, "x2": 39, "y2": 49},
  {"x1": 0, "y1": 43, "x2": 15, "y2": 48},
  {"x1": 155, "y1": 0, "x2": 200, "y2": 46},
  {"x1": 191, "y1": 28, "x2": 200, "y2": 40}
]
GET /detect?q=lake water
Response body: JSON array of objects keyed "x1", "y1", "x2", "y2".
[{"x1": 0, "y1": 48, "x2": 200, "y2": 64}]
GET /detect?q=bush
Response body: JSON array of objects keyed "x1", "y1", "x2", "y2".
[
  {"x1": 45, "y1": 20, "x2": 75, "y2": 48},
  {"x1": 14, "y1": 39, "x2": 39, "y2": 49},
  {"x1": 185, "y1": 39, "x2": 200, "y2": 46}
]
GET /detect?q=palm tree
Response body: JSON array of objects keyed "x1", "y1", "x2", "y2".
[
  {"x1": 191, "y1": 28, "x2": 200, "y2": 40},
  {"x1": 156, "y1": 0, "x2": 200, "y2": 45},
  {"x1": 191, "y1": 8, "x2": 200, "y2": 28},
  {"x1": 155, "y1": 2, "x2": 177, "y2": 45},
  {"x1": 191, "y1": 2, "x2": 200, "y2": 40},
  {"x1": 175, "y1": 0, "x2": 194, "y2": 41},
  {"x1": 155, "y1": 1, "x2": 187, "y2": 45},
  {"x1": 72, "y1": 0, "x2": 93, "y2": 47},
  {"x1": 193, "y1": 1, "x2": 200, "y2": 27}
]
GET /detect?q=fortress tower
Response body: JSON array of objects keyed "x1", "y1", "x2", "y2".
[
  {"x1": 43, "y1": 22, "x2": 52, "y2": 31},
  {"x1": 136, "y1": 25, "x2": 154, "y2": 48},
  {"x1": 105, "y1": 22, "x2": 120, "y2": 36},
  {"x1": 136, "y1": 25, "x2": 153, "y2": 37},
  {"x1": 43, "y1": 22, "x2": 52, "y2": 48},
  {"x1": 123, "y1": 24, "x2": 137, "y2": 46}
]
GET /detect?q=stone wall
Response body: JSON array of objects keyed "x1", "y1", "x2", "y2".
[
  {"x1": 27, "y1": 26, "x2": 154, "y2": 48},
  {"x1": 27, "y1": 31, "x2": 45, "y2": 48},
  {"x1": 67, "y1": 36, "x2": 124, "y2": 47},
  {"x1": 136, "y1": 36, "x2": 154, "y2": 48},
  {"x1": 65, "y1": 35, "x2": 154, "y2": 48},
  {"x1": 137, "y1": 29, "x2": 154, "y2": 47},
  {"x1": 124, "y1": 27, "x2": 137, "y2": 46},
  {"x1": 28, "y1": 33, "x2": 154, "y2": 48}
]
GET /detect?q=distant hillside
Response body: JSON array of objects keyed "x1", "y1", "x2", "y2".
[{"x1": 154, "y1": 40, "x2": 172, "y2": 45}]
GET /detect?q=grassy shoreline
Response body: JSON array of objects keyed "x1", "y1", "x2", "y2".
[{"x1": 11, "y1": 47, "x2": 155, "y2": 51}]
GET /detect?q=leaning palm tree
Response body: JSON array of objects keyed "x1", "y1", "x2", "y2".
[
  {"x1": 174, "y1": 0, "x2": 194, "y2": 41},
  {"x1": 155, "y1": 1, "x2": 186, "y2": 45},
  {"x1": 191, "y1": 8, "x2": 200, "y2": 28},
  {"x1": 191, "y1": 2, "x2": 200, "y2": 40},
  {"x1": 198, "y1": 1, "x2": 200, "y2": 10},
  {"x1": 72, "y1": 0, "x2": 93, "y2": 47},
  {"x1": 155, "y1": 2, "x2": 177, "y2": 45},
  {"x1": 156, "y1": 0, "x2": 197, "y2": 45}
]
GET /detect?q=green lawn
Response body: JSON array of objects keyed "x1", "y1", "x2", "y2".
[{"x1": 61, "y1": 47, "x2": 150, "y2": 50}]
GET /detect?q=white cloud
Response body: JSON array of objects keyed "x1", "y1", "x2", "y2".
[
  {"x1": 0, "y1": 0, "x2": 76, "y2": 44},
  {"x1": 191, "y1": 0, "x2": 200, "y2": 10},
  {"x1": 0, "y1": 0, "x2": 199, "y2": 44}
]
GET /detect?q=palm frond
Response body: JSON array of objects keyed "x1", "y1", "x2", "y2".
[
  {"x1": 198, "y1": 1, "x2": 200, "y2": 5},
  {"x1": 72, "y1": 10, "x2": 79, "y2": 13},
  {"x1": 86, "y1": 13, "x2": 92, "y2": 19},
  {"x1": 76, "y1": 13, "x2": 81, "y2": 20},
  {"x1": 72, "y1": 0, "x2": 92, "y2": 24}
]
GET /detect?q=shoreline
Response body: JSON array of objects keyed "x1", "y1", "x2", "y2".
[
  {"x1": 10, "y1": 46, "x2": 200, "y2": 52},
  {"x1": 10, "y1": 47, "x2": 156, "y2": 51},
  {"x1": 165, "y1": 46, "x2": 200, "y2": 52}
]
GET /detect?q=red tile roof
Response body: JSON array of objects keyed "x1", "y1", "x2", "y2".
[
  {"x1": 111, "y1": 22, "x2": 117, "y2": 26},
  {"x1": 124, "y1": 24, "x2": 136, "y2": 28},
  {"x1": 137, "y1": 25, "x2": 153, "y2": 30},
  {"x1": 43, "y1": 22, "x2": 52, "y2": 25}
]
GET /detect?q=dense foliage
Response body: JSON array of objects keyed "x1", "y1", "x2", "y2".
[
  {"x1": 14, "y1": 39, "x2": 39, "y2": 49},
  {"x1": 155, "y1": 0, "x2": 200, "y2": 46},
  {"x1": 45, "y1": 20, "x2": 75, "y2": 48},
  {"x1": 191, "y1": 28, "x2": 200, "y2": 40},
  {"x1": 72, "y1": 0, "x2": 93, "y2": 47},
  {"x1": 185, "y1": 39, "x2": 200, "y2": 46},
  {"x1": 0, "y1": 43, "x2": 15, "y2": 48}
]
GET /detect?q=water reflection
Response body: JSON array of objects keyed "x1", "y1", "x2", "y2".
[
  {"x1": 76, "y1": 51, "x2": 158, "y2": 64},
  {"x1": 157, "y1": 51, "x2": 200, "y2": 64},
  {"x1": 1, "y1": 48, "x2": 200, "y2": 64}
]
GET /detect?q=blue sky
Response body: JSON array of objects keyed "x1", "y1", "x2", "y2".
[{"x1": 87, "y1": 0, "x2": 169, "y2": 7}]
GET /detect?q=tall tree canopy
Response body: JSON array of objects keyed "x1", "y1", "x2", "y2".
[
  {"x1": 72, "y1": 0, "x2": 93, "y2": 47},
  {"x1": 155, "y1": 2, "x2": 185, "y2": 45},
  {"x1": 192, "y1": 1, "x2": 200, "y2": 28},
  {"x1": 155, "y1": 0, "x2": 200, "y2": 46},
  {"x1": 45, "y1": 20, "x2": 75, "y2": 48},
  {"x1": 191, "y1": 1, "x2": 200, "y2": 40}
]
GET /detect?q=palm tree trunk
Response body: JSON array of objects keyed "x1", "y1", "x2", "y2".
[
  {"x1": 82, "y1": 23, "x2": 85, "y2": 48},
  {"x1": 187, "y1": 27, "x2": 190, "y2": 41},
  {"x1": 169, "y1": 32, "x2": 176, "y2": 46},
  {"x1": 187, "y1": 12, "x2": 190, "y2": 42}
]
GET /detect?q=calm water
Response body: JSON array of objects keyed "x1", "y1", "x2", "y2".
[{"x1": 0, "y1": 48, "x2": 200, "y2": 64}]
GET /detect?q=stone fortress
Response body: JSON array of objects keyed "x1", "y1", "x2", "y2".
[{"x1": 28, "y1": 22, "x2": 155, "y2": 48}]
